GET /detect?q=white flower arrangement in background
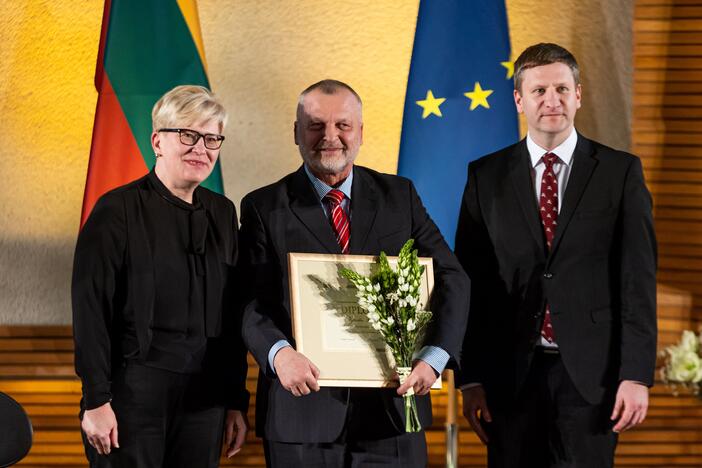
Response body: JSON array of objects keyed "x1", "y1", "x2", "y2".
[{"x1": 661, "y1": 329, "x2": 702, "y2": 395}]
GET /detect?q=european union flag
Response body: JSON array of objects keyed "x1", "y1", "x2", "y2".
[{"x1": 397, "y1": 0, "x2": 519, "y2": 247}]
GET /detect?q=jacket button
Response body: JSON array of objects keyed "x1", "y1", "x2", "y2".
[{"x1": 543, "y1": 272, "x2": 553, "y2": 279}]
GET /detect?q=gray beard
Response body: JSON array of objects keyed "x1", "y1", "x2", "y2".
[{"x1": 302, "y1": 151, "x2": 355, "y2": 175}]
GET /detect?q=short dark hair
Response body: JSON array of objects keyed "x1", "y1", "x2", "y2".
[
  {"x1": 300, "y1": 78, "x2": 361, "y2": 104},
  {"x1": 513, "y1": 43, "x2": 579, "y2": 92},
  {"x1": 298, "y1": 79, "x2": 362, "y2": 110}
]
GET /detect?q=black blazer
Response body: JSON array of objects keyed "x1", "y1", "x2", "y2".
[
  {"x1": 72, "y1": 174, "x2": 249, "y2": 411},
  {"x1": 240, "y1": 165, "x2": 470, "y2": 442},
  {"x1": 455, "y1": 134, "x2": 657, "y2": 405}
]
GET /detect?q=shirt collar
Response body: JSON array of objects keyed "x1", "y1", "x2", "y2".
[
  {"x1": 303, "y1": 164, "x2": 353, "y2": 201},
  {"x1": 526, "y1": 127, "x2": 578, "y2": 168}
]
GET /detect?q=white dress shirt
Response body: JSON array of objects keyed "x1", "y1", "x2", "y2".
[{"x1": 527, "y1": 127, "x2": 577, "y2": 212}]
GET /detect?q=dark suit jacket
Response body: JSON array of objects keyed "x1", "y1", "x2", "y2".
[
  {"x1": 239, "y1": 165, "x2": 470, "y2": 442},
  {"x1": 455, "y1": 134, "x2": 657, "y2": 405}
]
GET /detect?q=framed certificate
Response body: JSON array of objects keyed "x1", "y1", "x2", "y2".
[{"x1": 288, "y1": 252, "x2": 440, "y2": 388}]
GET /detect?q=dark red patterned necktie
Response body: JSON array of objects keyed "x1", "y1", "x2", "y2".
[
  {"x1": 325, "y1": 189, "x2": 350, "y2": 254},
  {"x1": 539, "y1": 153, "x2": 559, "y2": 343}
]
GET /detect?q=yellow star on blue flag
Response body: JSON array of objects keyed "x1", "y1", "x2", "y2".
[
  {"x1": 464, "y1": 82, "x2": 493, "y2": 110},
  {"x1": 501, "y1": 60, "x2": 514, "y2": 79},
  {"x1": 416, "y1": 90, "x2": 446, "y2": 118}
]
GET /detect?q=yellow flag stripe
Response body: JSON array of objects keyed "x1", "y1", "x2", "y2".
[{"x1": 177, "y1": 0, "x2": 209, "y2": 76}]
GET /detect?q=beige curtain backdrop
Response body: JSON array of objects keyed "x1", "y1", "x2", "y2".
[{"x1": 0, "y1": 0, "x2": 633, "y2": 324}]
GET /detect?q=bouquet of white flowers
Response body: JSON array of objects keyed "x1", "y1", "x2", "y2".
[
  {"x1": 339, "y1": 239, "x2": 432, "y2": 433},
  {"x1": 661, "y1": 329, "x2": 702, "y2": 395}
]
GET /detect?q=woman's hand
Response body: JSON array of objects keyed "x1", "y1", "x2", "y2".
[
  {"x1": 224, "y1": 409, "x2": 248, "y2": 458},
  {"x1": 81, "y1": 402, "x2": 119, "y2": 455}
]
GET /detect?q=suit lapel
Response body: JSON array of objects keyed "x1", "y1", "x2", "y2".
[
  {"x1": 288, "y1": 166, "x2": 341, "y2": 254},
  {"x1": 549, "y1": 135, "x2": 598, "y2": 257},
  {"x1": 348, "y1": 167, "x2": 379, "y2": 254},
  {"x1": 509, "y1": 141, "x2": 545, "y2": 252}
]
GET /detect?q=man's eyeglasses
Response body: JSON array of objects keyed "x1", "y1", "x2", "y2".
[{"x1": 158, "y1": 128, "x2": 225, "y2": 150}]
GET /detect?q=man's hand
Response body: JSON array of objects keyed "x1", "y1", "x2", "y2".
[
  {"x1": 461, "y1": 385, "x2": 492, "y2": 445},
  {"x1": 224, "y1": 409, "x2": 248, "y2": 458},
  {"x1": 273, "y1": 347, "x2": 320, "y2": 396},
  {"x1": 611, "y1": 380, "x2": 649, "y2": 433},
  {"x1": 81, "y1": 402, "x2": 119, "y2": 455},
  {"x1": 397, "y1": 360, "x2": 438, "y2": 396}
]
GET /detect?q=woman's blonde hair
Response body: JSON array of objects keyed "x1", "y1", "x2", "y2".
[{"x1": 152, "y1": 85, "x2": 228, "y2": 132}]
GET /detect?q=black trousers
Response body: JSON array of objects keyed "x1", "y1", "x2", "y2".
[
  {"x1": 485, "y1": 350, "x2": 618, "y2": 468},
  {"x1": 81, "y1": 363, "x2": 226, "y2": 468},
  {"x1": 264, "y1": 388, "x2": 427, "y2": 468}
]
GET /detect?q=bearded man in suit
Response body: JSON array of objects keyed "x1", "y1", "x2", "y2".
[
  {"x1": 455, "y1": 43, "x2": 657, "y2": 467},
  {"x1": 239, "y1": 79, "x2": 470, "y2": 467}
]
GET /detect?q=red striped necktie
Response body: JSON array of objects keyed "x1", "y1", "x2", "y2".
[
  {"x1": 325, "y1": 189, "x2": 350, "y2": 254},
  {"x1": 539, "y1": 153, "x2": 559, "y2": 343}
]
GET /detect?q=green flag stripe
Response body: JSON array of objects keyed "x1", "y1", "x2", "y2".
[{"x1": 103, "y1": 0, "x2": 223, "y2": 193}]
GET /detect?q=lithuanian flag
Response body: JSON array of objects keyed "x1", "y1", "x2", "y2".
[{"x1": 81, "y1": 0, "x2": 223, "y2": 227}]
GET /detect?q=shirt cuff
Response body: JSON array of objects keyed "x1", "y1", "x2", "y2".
[
  {"x1": 268, "y1": 340, "x2": 291, "y2": 375},
  {"x1": 413, "y1": 345, "x2": 450, "y2": 375}
]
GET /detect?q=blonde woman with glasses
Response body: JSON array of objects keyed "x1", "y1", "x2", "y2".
[{"x1": 72, "y1": 85, "x2": 248, "y2": 467}]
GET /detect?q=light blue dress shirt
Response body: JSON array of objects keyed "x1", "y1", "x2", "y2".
[{"x1": 267, "y1": 165, "x2": 450, "y2": 376}]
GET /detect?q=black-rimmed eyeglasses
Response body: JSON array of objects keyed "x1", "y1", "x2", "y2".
[{"x1": 159, "y1": 128, "x2": 225, "y2": 150}]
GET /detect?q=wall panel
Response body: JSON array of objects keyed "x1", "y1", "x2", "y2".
[{"x1": 629, "y1": 0, "x2": 702, "y2": 466}]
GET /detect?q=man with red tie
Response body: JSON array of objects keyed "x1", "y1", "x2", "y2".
[
  {"x1": 455, "y1": 43, "x2": 657, "y2": 467},
  {"x1": 239, "y1": 79, "x2": 469, "y2": 467}
]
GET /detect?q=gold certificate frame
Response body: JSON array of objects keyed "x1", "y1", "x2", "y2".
[{"x1": 288, "y1": 252, "x2": 440, "y2": 388}]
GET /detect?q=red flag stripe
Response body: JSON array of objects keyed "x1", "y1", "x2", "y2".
[{"x1": 80, "y1": 74, "x2": 148, "y2": 228}]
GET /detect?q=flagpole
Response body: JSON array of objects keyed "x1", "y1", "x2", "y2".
[{"x1": 446, "y1": 371, "x2": 458, "y2": 468}]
